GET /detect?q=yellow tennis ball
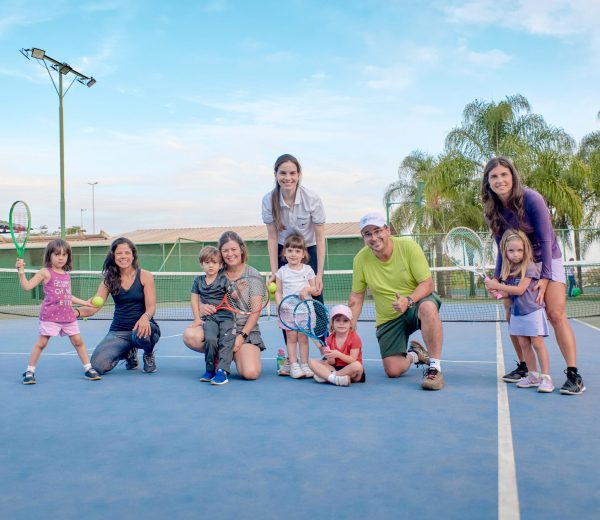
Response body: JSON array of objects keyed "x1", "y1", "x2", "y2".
[
  {"x1": 268, "y1": 282, "x2": 277, "y2": 294},
  {"x1": 91, "y1": 296, "x2": 104, "y2": 308}
]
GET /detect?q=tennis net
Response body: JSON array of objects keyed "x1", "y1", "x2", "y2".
[{"x1": 1, "y1": 263, "x2": 598, "y2": 322}]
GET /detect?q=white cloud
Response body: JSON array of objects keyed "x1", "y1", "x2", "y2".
[
  {"x1": 445, "y1": 0, "x2": 600, "y2": 36},
  {"x1": 363, "y1": 65, "x2": 413, "y2": 90},
  {"x1": 467, "y1": 49, "x2": 511, "y2": 68}
]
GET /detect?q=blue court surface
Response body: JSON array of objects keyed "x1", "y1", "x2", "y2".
[{"x1": 0, "y1": 316, "x2": 598, "y2": 520}]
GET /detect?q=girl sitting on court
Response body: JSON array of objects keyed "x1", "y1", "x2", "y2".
[
  {"x1": 485, "y1": 229, "x2": 554, "y2": 393},
  {"x1": 308, "y1": 304, "x2": 365, "y2": 386},
  {"x1": 275, "y1": 233, "x2": 318, "y2": 379},
  {"x1": 16, "y1": 239, "x2": 101, "y2": 384}
]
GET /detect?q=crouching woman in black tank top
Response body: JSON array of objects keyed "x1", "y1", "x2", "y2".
[{"x1": 79, "y1": 238, "x2": 161, "y2": 374}]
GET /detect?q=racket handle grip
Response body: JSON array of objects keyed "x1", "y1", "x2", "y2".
[{"x1": 484, "y1": 276, "x2": 503, "y2": 300}]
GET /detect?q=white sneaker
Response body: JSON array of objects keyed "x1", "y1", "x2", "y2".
[
  {"x1": 290, "y1": 362, "x2": 305, "y2": 379},
  {"x1": 537, "y1": 374, "x2": 555, "y2": 393},
  {"x1": 300, "y1": 363, "x2": 314, "y2": 377},
  {"x1": 333, "y1": 374, "x2": 350, "y2": 386}
]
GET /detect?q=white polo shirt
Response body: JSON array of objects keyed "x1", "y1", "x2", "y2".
[{"x1": 262, "y1": 185, "x2": 326, "y2": 247}]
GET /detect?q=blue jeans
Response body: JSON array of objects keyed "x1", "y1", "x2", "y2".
[{"x1": 91, "y1": 322, "x2": 161, "y2": 374}]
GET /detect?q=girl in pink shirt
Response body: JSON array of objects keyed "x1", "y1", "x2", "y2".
[{"x1": 16, "y1": 239, "x2": 100, "y2": 384}]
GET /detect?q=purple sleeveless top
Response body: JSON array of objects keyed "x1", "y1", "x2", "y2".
[{"x1": 40, "y1": 269, "x2": 76, "y2": 323}]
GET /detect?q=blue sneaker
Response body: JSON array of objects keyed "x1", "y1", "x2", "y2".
[
  {"x1": 199, "y1": 370, "x2": 215, "y2": 382},
  {"x1": 22, "y1": 371, "x2": 36, "y2": 385},
  {"x1": 211, "y1": 369, "x2": 229, "y2": 385}
]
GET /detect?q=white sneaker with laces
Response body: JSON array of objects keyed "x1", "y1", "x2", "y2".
[
  {"x1": 300, "y1": 363, "x2": 314, "y2": 377},
  {"x1": 290, "y1": 362, "x2": 305, "y2": 379}
]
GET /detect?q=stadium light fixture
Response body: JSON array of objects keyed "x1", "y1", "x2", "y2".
[
  {"x1": 20, "y1": 47, "x2": 96, "y2": 239},
  {"x1": 31, "y1": 48, "x2": 46, "y2": 59}
]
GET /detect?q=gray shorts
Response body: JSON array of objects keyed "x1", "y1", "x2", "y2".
[{"x1": 246, "y1": 330, "x2": 266, "y2": 351}]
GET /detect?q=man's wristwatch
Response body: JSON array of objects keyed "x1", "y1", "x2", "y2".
[{"x1": 406, "y1": 296, "x2": 415, "y2": 309}]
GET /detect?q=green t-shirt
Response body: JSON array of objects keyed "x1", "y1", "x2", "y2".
[{"x1": 352, "y1": 236, "x2": 432, "y2": 326}]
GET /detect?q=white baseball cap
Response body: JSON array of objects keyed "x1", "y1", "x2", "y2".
[
  {"x1": 359, "y1": 212, "x2": 387, "y2": 231},
  {"x1": 330, "y1": 304, "x2": 353, "y2": 321}
]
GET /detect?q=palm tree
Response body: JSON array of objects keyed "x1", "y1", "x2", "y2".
[{"x1": 445, "y1": 94, "x2": 574, "y2": 166}]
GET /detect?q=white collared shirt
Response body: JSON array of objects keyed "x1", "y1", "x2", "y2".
[{"x1": 262, "y1": 185, "x2": 326, "y2": 246}]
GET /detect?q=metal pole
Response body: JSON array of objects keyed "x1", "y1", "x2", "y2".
[
  {"x1": 88, "y1": 182, "x2": 98, "y2": 233},
  {"x1": 59, "y1": 72, "x2": 65, "y2": 238},
  {"x1": 80, "y1": 208, "x2": 86, "y2": 231}
]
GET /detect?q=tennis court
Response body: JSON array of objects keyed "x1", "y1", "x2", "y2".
[{"x1": 0, "y1": 313, "x2": 598, "y2": 519}]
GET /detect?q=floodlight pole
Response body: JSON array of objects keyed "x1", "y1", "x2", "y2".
[
  {"x1": 80, "y1": 208, "x2": 87, "y2": 231},
  {"x1": 59, "y1": 71, "x2": 66, "y2": 237},
  {"x1": 88, "y1": 181, "x2": 98, "y2": 233},
  {"x1": 20, "y1": 47, "x2": 96, "y2": 239}
]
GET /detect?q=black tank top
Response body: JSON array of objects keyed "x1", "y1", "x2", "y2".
[{"x1": 110, "y1": 269, "x2": 146, "y2": 331}]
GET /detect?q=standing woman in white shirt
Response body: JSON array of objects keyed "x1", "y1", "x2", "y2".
[
  {"x1": 262, "y1": 154, "x2": 326, "y2": 299},
  {"x1": 262, "y1": 154, "x2": 327, "y2": 375}
]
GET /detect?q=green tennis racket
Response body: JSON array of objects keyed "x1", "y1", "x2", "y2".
[{"x1": 9, "y1": 201, "x2": 32, "y2": 258}]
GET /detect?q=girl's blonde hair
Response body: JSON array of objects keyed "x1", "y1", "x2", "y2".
[
  {"x1": 329, "y1": 313, "x2": 355, "y2": 333},
  {"x1": 499, "y1": 228, "x2": 532, "y2": 280},
  {"x1": 280, "y1": 232, "x2": 310, "y2": 263}
]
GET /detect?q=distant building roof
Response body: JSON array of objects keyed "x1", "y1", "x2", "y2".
[{"x1": 0, "y1": 222, "x2": 361, "y2": 249}]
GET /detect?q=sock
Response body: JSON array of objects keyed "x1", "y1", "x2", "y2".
[
  {"x1": 27, "y1": 365, "x2": 36, "y2": 373},
  {"x1": 83, "y1": 363, "x2": 92, "y2": 371},
  {"x1": 518, "y1": 361, "x2": 528, "y2": 370},
  {"x1": 327, "y1": 372, "x2": 337, "y2": 384},
  {"x1": 529, "y1": 371, "x2": 540, "y2": 378},
  {"x1": 567, "y1": 366, "x2": 578, "y2": 375},
  {"x1": 407, "y1": 351, "x2": 418, "y2": 364},
  {"x1": 429, "y1": 358, "x2": 441, "y2": 372}
]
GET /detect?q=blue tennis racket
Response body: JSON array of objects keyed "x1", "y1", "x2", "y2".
[{"x1": 278, "y1": 294, "x2": 330, "y2": 352}]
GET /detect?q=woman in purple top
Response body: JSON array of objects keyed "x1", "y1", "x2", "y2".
[{"x1": 482, "y1": 156, "x2": 585, "y2": 395}]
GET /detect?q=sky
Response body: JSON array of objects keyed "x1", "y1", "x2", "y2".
[{"x1": 1, "y1": 0, "x2": 599, "y2": 235}]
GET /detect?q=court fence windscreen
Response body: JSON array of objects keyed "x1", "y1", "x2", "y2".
[{"x1": 1, "y1": 262, "x2": 598, "y2": 322}]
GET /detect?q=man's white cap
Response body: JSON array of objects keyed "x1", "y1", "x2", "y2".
[
  {"x1": 330, "y1": 304, "x2": 353, "y2": 321},
  {"x1": 359, "y1": 212, "x2": 387, "y2": 231}
]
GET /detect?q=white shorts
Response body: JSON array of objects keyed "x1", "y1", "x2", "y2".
[{"x1": 535, "y1": 257, "x2": 566, "y2": 284}]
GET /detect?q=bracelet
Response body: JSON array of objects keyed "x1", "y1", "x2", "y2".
[
  {"x1": 238, "y1": 331, "x2": 248, "y2": 340},
  {"x1": 143, "y1": 312, "x2": 153, "y2": 320},
  {"x1": 75, "y1": 308, "x2": 81, "y2": 319}
]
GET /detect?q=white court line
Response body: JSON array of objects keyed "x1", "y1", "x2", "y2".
[
  {"x1": 574, "y1": 318, "x2": 600, "y2": 332},
  {"x1": 496, "y1": 319, "x2": 520, "y2": 519}
]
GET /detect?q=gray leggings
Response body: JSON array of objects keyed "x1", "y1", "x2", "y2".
[{"x1": 91, "y1": 322, "x2": 161, "y2": 374}]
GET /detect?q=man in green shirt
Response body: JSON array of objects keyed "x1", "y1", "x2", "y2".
[{"x1": 349, "y1": 213, "x2": 444, "y2": 390}]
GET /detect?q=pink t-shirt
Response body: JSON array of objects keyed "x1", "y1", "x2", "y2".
[
  {"x1": 40, "y1": 269, "x2": 76, "y2": 323},
  {"x1": 325, "y1": 330, "x2": 363, "y2": 367}
]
